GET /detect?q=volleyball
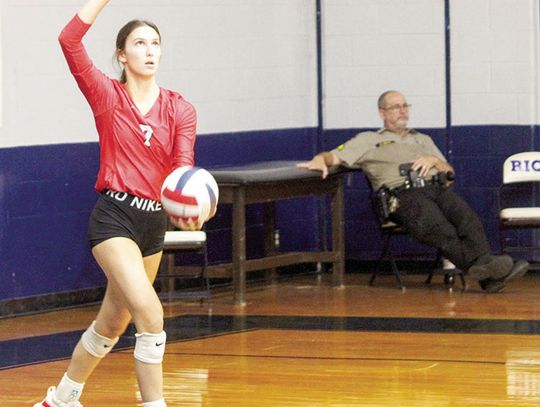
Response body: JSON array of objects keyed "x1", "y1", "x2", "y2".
[{"x1": 161, "y1": 166, "x2": 219, "y2": 226}]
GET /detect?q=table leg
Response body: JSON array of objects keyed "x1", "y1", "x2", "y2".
[
  {"x1": 232, "y1": 187, "x2": 247, "y2": 306},
  {"x1": 264, "y1": 202, "x2": 277, "y2": 284},
  {"x1": 331, "y1": 178, "x2": 345, "y2": 288},
  {"x1": 156, "y1": 252, "x2": 176, "y2": 296}
]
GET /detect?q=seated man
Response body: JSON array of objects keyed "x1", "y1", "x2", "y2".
[{"x1": 298, "y1": 90, "x2": 529, "y2": 293}]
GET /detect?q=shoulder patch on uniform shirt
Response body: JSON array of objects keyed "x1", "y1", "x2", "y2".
[
  {"x1": 376, "y1": 140, "x2": 395, "y2": 148},
  {"x1": 337, "y1": 144, "x2": 345, "y2": 151}
]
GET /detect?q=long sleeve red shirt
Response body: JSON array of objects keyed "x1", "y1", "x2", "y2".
[{"x1": 59, "y1": 14, "x2": 196, "y2": 201}]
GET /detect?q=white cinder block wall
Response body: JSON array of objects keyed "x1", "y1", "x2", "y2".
[
  {"x1": 323, "y1": 0, "x2": 540, "y2": 129},
  {"x1": 451, "y1": 0, "x2": 539, "y2": 125},
  {"x1": 322, "y1": 0, "x2": 446, "y2": 130},
  {"x1": 1, "y1": 0, "x2": 317, "y2": 147},
  {"x1": 2, "y1": 0, "x2": 540, "y2": 146}
]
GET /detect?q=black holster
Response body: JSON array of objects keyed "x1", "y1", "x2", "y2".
[{"x1": 374, "y1": 186, "x2": 393, "y2": 222}]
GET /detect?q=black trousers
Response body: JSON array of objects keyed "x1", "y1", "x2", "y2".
[{"x1": 389, "y1": 185, "x2": 491, "y2": 271}]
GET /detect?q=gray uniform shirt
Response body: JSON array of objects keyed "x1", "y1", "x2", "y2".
[{"x1": 331, "y1": 128, "x2": 447, "y2": 191}]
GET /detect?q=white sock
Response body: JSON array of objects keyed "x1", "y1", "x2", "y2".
[
  {"x1": 142, "y1": 399, "x2": 167, "y2": 407},
  {"x1": 442, "y1": 259, "x2": 456, "y2": 270},
  {"x1": 55, "y1": 373, "x2": 85, "y2": 403}
]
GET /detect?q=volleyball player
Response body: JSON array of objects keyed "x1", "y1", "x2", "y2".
[{"x1": 34, "y1": 1, "x2": 197, "y2": 406}]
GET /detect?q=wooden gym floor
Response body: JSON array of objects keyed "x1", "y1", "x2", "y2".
[{"x1": 2, "y1": 270, "x2": 540, "y2": 406}]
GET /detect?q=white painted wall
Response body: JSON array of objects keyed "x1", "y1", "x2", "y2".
[
  {"x1": 451, "y1": 0, "x2": 539, "y2": 125},
  {"x1": 322, "y1": 0, "x2": 446, "y2": 129},
  {"x1": 2, "y1": 0, "x2": 540, "y2": 148},
  {"x1": 0, "y1": 0, "x2": 317, "y2": 147},
  {"x1": 323, "y1": 0, "x2": 540, "y2": 129}
]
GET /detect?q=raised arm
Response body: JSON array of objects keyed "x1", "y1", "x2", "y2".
[
  {"x1": 58, "y1": 0, "x2": 115, "y2": 117},
  {"x1": 77, "y1": 0, "x2": 110, "y2": 24}
]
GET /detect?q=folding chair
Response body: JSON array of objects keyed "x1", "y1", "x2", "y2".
[
  {"x1": 157, "y1": 229, "x2": 210, "y2": 303},
  {"x1": 498, "y1": 151, "x2": 540, "y2": 267},
  {"x1": 367, "y1": 181, "x2": 466, "y2": 291}
]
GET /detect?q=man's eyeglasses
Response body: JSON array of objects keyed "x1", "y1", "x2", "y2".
[{"x1": 382, "y1": 103, "x2": 412, "y2": 112}]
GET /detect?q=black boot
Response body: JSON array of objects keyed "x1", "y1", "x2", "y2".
[
  {"x1": 479, "y1": 260, "x2": 530, "y2": 293},
  {"x1": 468, "y1": 254, "x2": 513, "y2": 280}
]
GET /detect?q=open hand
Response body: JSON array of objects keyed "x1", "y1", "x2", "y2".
[
  {"x1": 297, "y1": 160, "x2": 328, "y2": 179},
  {"x1": 411, "y1": 156, "x2": 438, "y2": 177},
  {"x1": 170, "y1": 216, "x2": 203, "y2": 231}
]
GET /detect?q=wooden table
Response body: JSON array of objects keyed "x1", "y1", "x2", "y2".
[{"x1": 209, "y1": 160, "x2": 347, "y2": 306}]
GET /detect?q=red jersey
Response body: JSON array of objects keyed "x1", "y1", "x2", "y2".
[{"x1": 58, "y1": 15, "x2": 196, "y2": 201}]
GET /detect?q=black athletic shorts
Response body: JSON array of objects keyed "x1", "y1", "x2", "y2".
[{"x1": 88, "y1": 190, "x2": 168, "y2": 257}]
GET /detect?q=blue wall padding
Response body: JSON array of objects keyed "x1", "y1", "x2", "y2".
[{"x1": 0, "y1": 125, "x2": 537, "y2": 300}]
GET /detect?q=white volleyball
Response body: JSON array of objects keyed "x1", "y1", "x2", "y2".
[{"x1": 161, "y1": 166, "x2": 219, "y2": 225}]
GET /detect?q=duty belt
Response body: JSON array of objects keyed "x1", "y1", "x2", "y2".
[{"x1": 390, "y1": 178, "x2": 441, "y2": 195}]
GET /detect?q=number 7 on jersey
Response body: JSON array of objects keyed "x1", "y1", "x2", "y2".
[{"x1": 139, "y1": 124, "x2": 154, "y2": 147}]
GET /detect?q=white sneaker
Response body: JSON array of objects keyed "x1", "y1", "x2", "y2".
[{"x1": 33, "y1": 386, "x2": 83, "y2": 407}]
